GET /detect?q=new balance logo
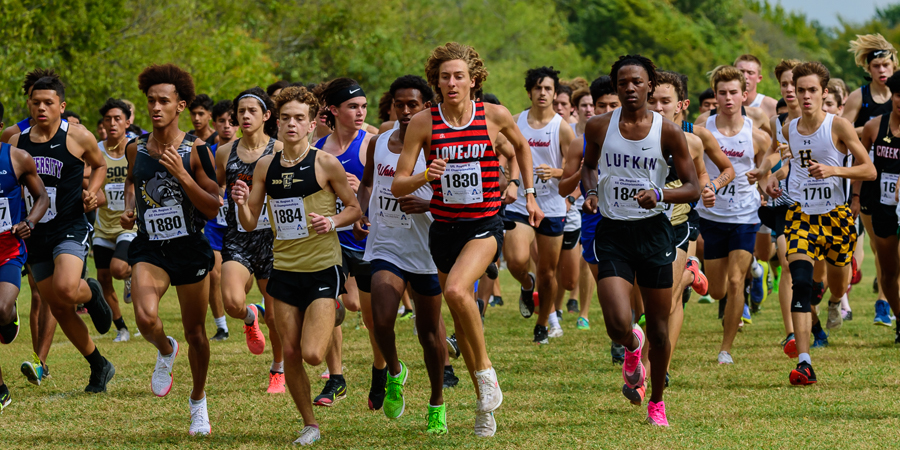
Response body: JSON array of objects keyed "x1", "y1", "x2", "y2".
[{"x1": 196, "y1": 269, "x2": 207, "y2": 276}]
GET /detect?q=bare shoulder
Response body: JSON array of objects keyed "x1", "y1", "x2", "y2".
[
  {"x1": 694, "y1": 111, "x2": 711, "y2": 127},
  {"x1": 484, "y1": 102, "x2": 514, "y2": 124},
  {"x1": 68, "y1": 122, "x2": 97, "y2": 145}
]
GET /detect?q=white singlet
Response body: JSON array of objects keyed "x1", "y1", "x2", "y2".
[
  {"x1": 748, "y1": 93, "x2": 768, "y2": 109},
  {"x1": 507, "y1": 112, "x2": 566, "y2": 218},
  {"x1": 596, "y1": 108, "x2": 666, "y2": 221},
  {"x1": 564, "y1": 196, "x2": 582, "y2": 232},
  {"x1": 363, "y1": 129, "x2": 437, "y2": 274},
  {"x1": 787, "y1": 113, "x2": 847, "y2": 215},
  {"x1": 698, "y1": 114, "x2": 760, "y2": 223}
]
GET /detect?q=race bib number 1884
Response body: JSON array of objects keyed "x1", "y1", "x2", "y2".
[{"x1": 270, "y1": 197, "x2": 309, "y2": 240}]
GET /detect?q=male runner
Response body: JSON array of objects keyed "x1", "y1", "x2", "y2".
[
  {"x1": 9, "y1": 71, "x2": 114, "y2": 392},
  {"x1": 506, "y1": 66, "x2": 575, "y2": 344},
  {"x1": 231, "y1": 85, "x2": 359, "y2": 446},
  {"x1": 189, "y1": 94, "x2": 218, "y2": 145},
  {"x1": 581, "y1": 55, "x2": 700, "y2": 426},
  {"x1": 216, "y1": 87, "x2": 284, "y2": 393},
  {"x1": 766, "y1": 61, "x2": 875, "y2": 385},
  {"x1": 122, "y1": 64, "x2": 219, "y2": 434},
  {"x1": 393, "y1": 42, "x2": 542, "y2": 437},
  {"x1": 824, "y1": 82, "x2": 845, "y2": 116},
  {"x1": 208, "y1": 99, "x2": 236, "y2": 341},
  {"x1": 698, "y1": 88, "x2": 717, "y2": 115},
  {"x1": 571, "y1": 88, "x2": 594, "y2": 137},
  {"x1": 95, "y1": 98, "x2": 136, "y2": 343},
  {"x1": 553, "y1": 84, "x2": 576, "y2": 124},
  {"x1": 736, "y1": 54, "x2": 778, "y2": 117},
  {"x1": 695, "y1": 65, "x2": 770, "y2": 364}
]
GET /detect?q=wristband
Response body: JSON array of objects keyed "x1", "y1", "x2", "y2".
[
  {"x1": 25, "y1": 219, "x2": 35, "y2": 230},
  {"x1": 654, "y1": 188, "x2": 661, "y2": 202},
  {"x1": 524, "y1": 187, "x2": 536, "y2": 195},
  {"x1": 659, "y1": 188, "x2": 664, "y2": 202},
  {"x1": 424, "y1": 168, "x2": 431, "y2": 181},
  {"x1": 327, "y1": 217, "x2": 336, "y2": 232},
  {"x1": 586, "y1": 189, "x2": 598, "y2": 198},
  {"x1": 510, "y1": 179, "x2": 521, "y2": 187}
]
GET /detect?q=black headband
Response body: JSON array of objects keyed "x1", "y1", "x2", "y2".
[
  {"x1": 326, "y1": 85, "x2": 366, "y2": 107},
  {"x1": 867, "y1": 49, "x2": 891, "y2": 64}
]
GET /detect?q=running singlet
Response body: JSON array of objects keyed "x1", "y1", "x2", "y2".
[
  {"x1": 15, "y1": 118, "x2": 30, "y2": 133},
  {"x1": 787, "y1": 114, "x2": 847, "y2": 215},
  {"x1": 872, "y1": 112, "x2": 900, "y2": 208},
  {"x1": 769, "y1": 113, "x2": 795, "y2": 206},
  {"x1": 661, "y1": 154, "x2": 690, "y2": 225},
  {"x1": 508, "y1": 112, "x2": 566, "y2": 218},
  {"x1": 266, "y1": 150, "x2": 341, "y2": 272},
  {"x1": 95, "y1": 141, "x2": 130, "y2": 240},
  {"x1": 225, "y1": 138, "x2": 274, "y2": 233},
  {"x1": 428, "y1": 101, "x2": 500, "y2": 222},
  {"x1": 315, "y1": 130, "x2": 366, "y2": 250},
  {"x1": 857, "y1": 84, "x2": 894, "y2": 209},
  {"x1": 133, "y1": 134, "x2": 208, "y2": 241},
  {"x1": 596, "y1": 108, "x2": 666, "y2": 221},
  {"x1": 0, "y1": 143, "x2": 27, "y2": 264},
  {"x1": 748, "y1": 93, "x2": 768, "y2": 109},
  {"x1": 17, "y1": 121, "x2": 84, "y2": 227},
  {"x1": 207, "y1": 142, "x2": 228, "y2": 230},
  {"x1": 698, "y1": 114, "x2": 760, "y2": 223},
  {"x1": 363, "y1": 130, "x2": 436, "y2": 274}
]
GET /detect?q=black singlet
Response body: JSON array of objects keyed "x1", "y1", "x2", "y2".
[{"x1": 17, "y1": 121, "x2": 86, "y2": 228}]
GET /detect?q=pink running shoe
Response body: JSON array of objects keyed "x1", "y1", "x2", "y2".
[
  {"x1": 244, "y1": 304, "x2": 266, "y2": 355},
  {"x1": 267, "y1": 371, "x2": 286, "y2": 394},
  {"x1": 622, "y1": 324, "x2": 646, "y2": 389},
  {"x1": 647, "y1": 401, "x2": 669, "y2": 426},
  {"x1": 685, "y1": 256, "x2": 708, "y2": 296}
]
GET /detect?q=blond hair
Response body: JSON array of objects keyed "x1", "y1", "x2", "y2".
[
  {"x1": 849, "y1": 34, "x2": 898, "y2": 70},
  {"x1": 708, "y1": 65, "x2": 746, "y2": 92},
  {"x1": 424, "y1": 43, "x2": 488, "y2": 103}
]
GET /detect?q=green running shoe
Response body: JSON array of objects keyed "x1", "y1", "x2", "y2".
[
  {"x1": 0, "y1": 384, "x2": 10, "y2": 412},
  {"x1": 697, "y1": 295, "x2": 714, "y2": 304},
  {"x1": 20, "y1": 352, "x2": 43, "y2": 386},
  {"x1": 384, "y1": 360, "x2": 408, "y2": 419},
  {"x1": 426, "y1": 404, "x2": 448, "y2": 435},
  {"x1": 637, "y1": 314, "x2": 646, "y2": 327},
  {"x1": 576, "y1": 317, "x2": 590, "y2": 330}
]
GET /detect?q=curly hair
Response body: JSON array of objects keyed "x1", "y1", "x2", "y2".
[
  {"x1": 313, "y1": 77, "x2": 361, "y2": 129},
  {"x1": 567, "y1": 77, "x2": 589, "y2": 92},
  {"x1": 138, "y1": 64, "x2": 195, "y2": 104},
  {"x1": 23, "y1": 68, "x2": 60, "y2": 96},
  {"x1": 708, "y1": 65, "x2": 746, "y2": 92},
  {"x1": 610, "y1": 55, "x2": 658, "y2": 98},
  {"x1": 849, "y1": 34, "x2": 898, "y2": 70},
  {"x1": 525, "y1": 66, "x2": 561, "y2": 93},
  {"x1": 99, "y1": 98, "x2": 132, "y2": 120},
  {"x1": 273, "y1": 86, "x2": 319, "y2": 120},
  {"x1": 589, "y1": 75, "x2": 615, "y2": 100},
  {"x1": 389, "y1": 75, "x2": 434, "y2": 103},
  {"x1": 267, "y1": 80, "x2": 290, "y2": 97},
  {"x1": 792, "y1": 61, "x2": 830, "y2": 91},
  {"x1": 424, "y1": 42, "x2": 488, "y2": 103},
  {"x1": 377, "y1": 91, "x2": 393, "y2": 122},
  {"x1": 231, "y1": 87, "x2": 277, "y2": 138}
]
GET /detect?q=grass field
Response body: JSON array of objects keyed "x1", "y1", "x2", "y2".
[{"x1": 1, "y1": 252, "x2": 899, "y2": 449}]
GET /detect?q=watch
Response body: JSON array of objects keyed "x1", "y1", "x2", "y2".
[
  {"x1": 25, "y1": 219, "x2": 35, "y2": 230},
  {"x1": 524, "y1": 187, "x2": 536, "y2": 195},
  {"x1": 509, "y1": 179, "x2": 521, "y2": 187},
  {"x1": 566, "y1": 195, "x2": 576, "y2": 204}
]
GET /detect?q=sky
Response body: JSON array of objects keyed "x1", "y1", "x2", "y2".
[{"x1": 774, "y1": 0, "x2": 894, "y2": 27}]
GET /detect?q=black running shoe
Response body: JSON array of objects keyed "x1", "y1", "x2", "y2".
[
  {"x1": 519, "y1": 273, "x2": 536, "y2": 318},
  {"x1": 567, "y1": 298, "x2": 579, "y2": 313},
  {"x1": 85, "y1": 358, "x2": 115, "y2": 393},
  {"x1": 486, "y1": 263, "x2": 499, "y2": 280},
  {"x1": 314, "y1": 378, "x2": 347, "y2": 406},
  {"x1": 718, "y1": 296, "x2": 726, "y2": 320},
  {"x1": 533, "y1": 324, "x2": 549, "y2": 345},
  {"x1": 489, "y1": 295, "x2": 504, "y2": 307},
  {"x1": 682, "y1": 286, "x2": 692, "y2": 306},
  {"x1": 368, "y1": 366, "x2": 387, "y2": 411},
  {"x1": 476, "y1": 299, "x2": 486, "y2": 320},
  {"x1": 0, "y1": 384, "x2": 9, "y2": 412},
  {"x1": 85, "y1": 278, "x2": 113, "y2": 335},
  {"x1": 210, "y1": 328, "x2": 229, "y2": 341},
  {"x1": 665, "y1": 372, "x2": 670, "y2": 388},
  {"x1": 874, "y1": 276, "x2": 879, "y2": 293},
  {"x1": 789, "y1": 362, "x2": 817, "y2": 386},
  {"x1": 442, "y1": 366, "x2": 459, "y2": 389},
  {"x1": 0, "y1": 303, "x2": 19, "y2": 344},
  {"x1": 446, "y1": 334, "x2": 460, "y2": 359},
  {"x1": 611, "y1": 341, "x2": 625, "y2": 365}
]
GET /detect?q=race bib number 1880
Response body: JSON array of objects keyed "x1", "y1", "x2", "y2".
[
  {"x1": 145, "y1": 205, "x2": 187, "y2": 241},
  {"x1": 441, "y1": 162, "x2": 483, "y2": 204}
]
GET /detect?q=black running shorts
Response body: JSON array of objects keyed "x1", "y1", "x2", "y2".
[
  {"x1": 429, "y1": 215, "x2": 504, "y2": 275},
  {"x1": 267, "y1": 266, "x2": 346, "y2": 312},
  {"x1": 128, "y1": 234, "x2": 214, "y2": 286},
  {"x1": 593, "y1": 213, "x2": 675, "y2": 289}
]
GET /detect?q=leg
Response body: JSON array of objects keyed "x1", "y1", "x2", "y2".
[
  {"x1": 411, "y1": 291, "x2": 446, "y2": 406},
  {"x1": 30, "y1": 272, "x2": 56, "y2": 363},
  {"x1": 776, "y1": 235, "x2": 794, "y2": 335},
  {"x1": 274, "y1": 299, "x2": 315, "y2": 426},
  {"x1": 39, "y1": 254, "x2": 99, "y2": 357},
  {"x1": 873, "y1": 234, "x2": 900, "y2": 316},
  {"x1": 96, "y1": 269, "x2": 122, "y2": 323},
  {"x1": 370, "y1": 270, "x2": 404, "y2": 375},
  {"x1": 667, "y1": 249, "x2": 689, "y2": 366},
  {"x1": 257, "y1": 279, "x2": 283, "y2": 365},
  {"x1": 208, "y1": 250, "x2": 225, "y2": 321},
  {"x1": 358, "y1": 290, "x2": 386, "y2": 369},
  {"x1": 579, "y1": 261, "x2": 596, "y2": 321},
  {"x1": 640, "y1": 283, "x2": 672, "y2": 403},
  {"x1": 175, "y1": 279, "x2": 211, "y2": 401},
  {"x1": 220, "y1": 261, "x2": 253, "y2": 320},
  {"x1": 534, "y1": 234, "x2": 563, "y2": 327},
  {"x1": 861, "y1": 213, "x2": 884, "y2": 299},
  {"x1": 788, "y1": 254, "x2": 815, "y2": 356},
  {"x1": 131, "y1": 263, "x2": 175, "y2": 354},
  {"x1": 502, "y1": 224, "x2": 536, "y2": 289},
  {"x1": 720, "y1": 250, "x2": 753, "y2": 353}
]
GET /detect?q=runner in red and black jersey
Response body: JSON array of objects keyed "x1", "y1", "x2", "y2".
[{"x1": 393, "y1": 42, "x2": 543, "y2": 438}]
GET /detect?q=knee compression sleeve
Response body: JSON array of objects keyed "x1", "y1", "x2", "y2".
[{"x1": 789, "y1": 260, "x2": 813, "y2": 313}]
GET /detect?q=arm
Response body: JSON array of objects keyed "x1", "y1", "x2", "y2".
[
  {"x1": 693, "y1": 111, "x2": 710, "y2": 129},
  {"x1": 73, "y1": 127, "x2": 107, "y2": 212},
  {"x1": 492, "y1": 104, "x2": 542, "y2": 225},
  {"x1": 120, "y1": 142, "x2": 138, "y2": 230},
  {"x1": 215, "y1": 141, "x2": 231, "y2": 193},
  {"x1": 843, "y1": 89, "x2": 863, "y2": 137},
  {"x1": 658, "y1": 121, "x2": 701, "y2": 205},
  {"x1": 559, "y1": 136, "x2": 584, "y2": 195},
  {"x1": 392, "y1": 111, "x2": 434, "y2": 197},
  {"x1": 233, "y1": 155, "x2": 271, "y2": 232},
  {"x1": 580, "y1": 116, "x2": 608, "y2": 213},
  {"x1": 752, "y1": 128, "x2": 772, "y2": 177},
  {"x1": 852, "y1": 118, "x2": 880, "y2": 215},
  {"x1": 160, "y1": 140, "x2": 220, "y2": 220},
  {"x1": 539, "y1": 121, "x2": 573, "y2": 180},
  {"x1": 11, "y1": 147, "x2": 49, "y2": 238},
  {"x1": 748, "y1": 107, "x2": 771, "y2": 135},
  {"x1": 695, "y1": 126, "x2": 734, "y2": 190},
  {"x1": 313, "y1": 152, "x2": 362, "y2": 232},
  {"x1": 358, "y1": 135, "x2": 379, "y2": 215}
]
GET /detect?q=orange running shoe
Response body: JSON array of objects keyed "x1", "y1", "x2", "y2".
[
  {"x1": 685, "y1": 256, "x2": 708, "y2": 296},
  {"x1": 243, "y1": 304, "x2": 266, "y2": 355},
  {"x1": 267, "y1": 371, "x2": 285, "y2": 394}
]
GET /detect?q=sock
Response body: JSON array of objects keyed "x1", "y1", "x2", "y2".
[
  {"x1": 331, "y1": 374, "x2": 345, "y2": 384},
  {"x1": 243, "y1": 307, "x2": 256, "y2": 325},
  {"x1": 799, "y1": 352, "x2": 811, "y2": 365},
  {"x1": 189, "y1": 395, "x2": 206, "y2": 406},
  {"x1": 811, "y1": 322, "x2": 824, "y2": 335},
  {"x1": 444, "y1": 365, "x2": 454, "y2": 372},
  {"x1": 214, "y1": 316, "x2": 228, "y2": 332},
  {"x1": 474, "y1": 368, "x2": 491, "y2": 378},
  {"x1": 548, "y1": 311, "x2": 559, "y2": 328},
  {"x1": 113, "y1": 317, "x2": 127, "y2": 331},
  {"x1": 840, "y1": 293, "x2": 851, "y2": 311},
  {"x1": 85, "y1": 347, "x2": 105, "y2": 370},
  {"x1": 271, "y1": 360, "x2": 284, "y2": 373}
]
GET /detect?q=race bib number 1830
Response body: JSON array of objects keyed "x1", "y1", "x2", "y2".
[{"x1": 441, "y1": 162, "x2": 483, "y2": 204}]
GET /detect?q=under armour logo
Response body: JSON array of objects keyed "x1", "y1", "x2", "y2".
[{"x1": 803, "y1": 140, "x2": 811, "y2": 145}]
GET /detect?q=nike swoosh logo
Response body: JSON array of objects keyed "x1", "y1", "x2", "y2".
[
  {"x1": 319, "y1": 286, "x2": 329, "y2": 291},
  {"x1": 299, "y1": 166, "x2": 310, "y2": 170},
  {"x1": 666, "y1": 252, "x2": 672, "y2": 256},
  {"x1": 341, "y1": 159, "x2": 351, "y2": 164},
  {"x1": 642, "y1": 147, "x2": 651, "y2": 151},
  {"x1": 349, "y1": 88, "x2": 361, "y2": 94},
  {"x1": 738, "y1": 140, "x2": 747, "y2": 144},
  {"x1": 51, "y1": 144, "x2": 60, "y2": 148},
  {"x1": 66, "y1": 235, "x2": 74, "y2": 238},
  {"x1": 475, "y1": 231, "x2": 490, "y2": 238}
]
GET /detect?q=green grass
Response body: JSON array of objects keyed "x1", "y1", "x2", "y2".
[{"x1": 1, "y1": 252, "x2": 899, "y2": 449}]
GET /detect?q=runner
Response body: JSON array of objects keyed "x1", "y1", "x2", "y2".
[
  {"x1": 506, "y1": 66, "x2": 575, "y2": 344},
  {"x1": 765, "y1": 61, "x2": 875, "y2": 385},
  {"x1": 694, "y1": 65, "x2": 770, "y2": 364},
  {"x1": 581, "y1": 55, "x2": 700, "y2": 426},
  {"x1": 208, "y1": 99, "x2": 236, "y2": 341},
  {"x1": 698, "y1": 88, "x2": 717, "y2": 115},
  {"x1": 571, "y1": 88, "x2": 594, "y2": 137},
  {"x1": 215, "y1": 87, "x2": 284, "y2": 393},
  {"x1": 94, "y1": 98, "x2": 136, "y2": 343},
  {"x1": 230, "y1": 85, "x2": 359, "y2": 445},
  {"x1": 8, "y1": 70, "x2": 114, "y2": 392},
  {"x1": 393, "y1": 42, "x2": 543, "y2": 437},
  {"x1": 189, "y1": 94, "x2": 218, "y2": 146},
  {"x1": 553, "y1": 83, "x2": 576, "y2": 124},
  {"x1": 824, "y1": 81, "x2": 845, "y2": 116},
  {"x1": 122, "y1": 63, "x2": 220, "y2": 434},
  {"x1": 736, "y1": 54, "x2": 778, "y2": 117}
]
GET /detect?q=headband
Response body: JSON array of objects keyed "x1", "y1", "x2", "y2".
[
  {"x1": 867, "y1": 49, "x2": 892, "y2": 64},
  {"x1": 326, "y1": 85, "x2": 366, "y2": 108},
  {"x1": 239, "y1": 94, "x2": 267, "y2": 112}
]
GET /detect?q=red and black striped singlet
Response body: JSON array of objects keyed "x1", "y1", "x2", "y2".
[{"x1": 428, "y1": 101, "x2": 501, "y2": 222}]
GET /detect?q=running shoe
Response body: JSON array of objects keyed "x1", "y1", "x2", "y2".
[
  {"x1": 210, "y1": 328, "x2": 229, "y2": 341},
  {"x1": 0, "y1": 385, "x2": 9, "y2": 412},
  {"x1": 774, "y1": 265, "x2": 782, "y2": 292},
  {"x1": 443, "y1": 366, "x2": 459, "y2": 389},
  {"x1": 782, "y1": 333, "x2": 798, "y2": 358},
  {"x1": 76, "y1": 305, "x2": 88, "y2": 315},
  {"x1": 826, "y1": 302, "x2": 843, "y2": 330},
  {"x1": 519, "y1": 272, "x2": 536, "y2": 318},
  {"x1": 637, "y1": 314, "x2": 646, "y2": 327},
  {"x1": 427, "y1": 404, "x2": 448, "y2": 435},
  {"x1": 741, "y1": 304, "x2": 752, "y2": 324},
  {"x1": 399, "y1": 308, "x2": 414, "y2": 320},
  {"x1": 489, "y1": 295, "x2": 504, "y2": 307},
  {"x1": 717, "y1": 351, "x2": 733, "y2": 365},
  {"x1": 485, "y1": 262, "x2": 499, "y2": 280},
  {"x1": 267, "y1": 371, "x2": 285, "y2": 394},
  {"x1": 476, "y1": 299, "x2": 486, "y2": 323},
  {"x1": 85, "y1": 278, "x2": 113, "y2": 335},
  {"x1": 682, "y1": 286, "x2": 692, "y2": 306},
  {"x1": 577, "y1": 317, "x2": 590, "y2": 330},
  {"x1": 20, "y1": 352, "x2": 44, "y2": 386},
  {"x1": 718, "y1": 296, "x2": 726, "y2": 319},
  {"x1": 750, "y1": 257, "x2": 764, "y2": 278},
  {"x1": 474, "y1": 410, "x2": 496, "y2": 437},
  {"x1": 475, "y1": 367, "x2": 502, "y2": 413},
  {"x1": 566, "y1": 298, "x2": 579, "y2": 313},
  {"x1": 85, "y1": 358, "x2": 115, "y2": 393},
  {"x1": 152, "y1": 337, "x2": 178, "y2": 397},
  {"x1": 873, "y1": 276, "x2": 879, "y2": 293},
  {"x1": 548, "y1": 325, "x2": 563, "y2": 338},
  {"x1": 446, "y1": 334, "x2": 460, "y2": 359},
  {"x1": 556, "y1": 310, "x2": 562, "y2": 320},
  {"x1": 874, "y1": 299, "x2": 893, "y2": 327},
  {"x1": 698, "y1": 294, "x2": 714, "y2": 304},
  {"x1": 314, "y1": 377, "x2": 347, "y2": 407},
  {"x1": 812, "y1": 329, "x2": 828, "y2": 348},
  {"x1": 685, "y1": 256, "x2": 708, "y2": 296},
  {"x1": 759, "y1": 261, "x2": 769, "y2": 304},
  {"x1": 647, "y1": 401, "x2": 669, "y2": 426},
  {"x1": 665, "y1": 372, "x2": 670, "y2": 387},
  {"x1": 850, "y1": 257, "x2": 861, "y2": 285},
  {"x1": 622, "y1": 383, "x2": 645, "y2": 405},
  {"x1": 113, "y1": 328, "x2": 130, "y2": 343},
  {"x1": 293, "y1": 425, "x2": 320, "y2": 446},
  {"x1": 188, "y1": 396, "x2": 211, "y2": 436},
  {"x1": 533, "y1": 324, "x2": 549, "y2": 344},
  {"x1": 243, "y1": 304, "x2": 266, "y2": 355},
  {"x1": 622, "y1": 324, "x2": 645, "y2": 389},
  {"x1": 320, "y1": 368, "x2": 330, "y2": 379},
  {"x1": 750, "y1": 274, "x2": 764, "y2": 308},
  {"x1": 611, "y1": 341, "x2": 625, "y2": 364},
  {"x1": 383, "y1": 361, "x2": 408, "y2": 419},
  {"x1": 789, "y1": 362, "x2": 817, "y2": 385},
  {"x1": 124, "y1": 276, "x2": 132, "y2": 304},
  {"x1": 0, "y1": 302, "x2": 19, "y2": 344},
  {"x1": 369, "y1": 366, "x2": 387, "y2": 411}
]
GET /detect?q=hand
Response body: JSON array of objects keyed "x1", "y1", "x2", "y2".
[
  {"x1": 504, "y1": 184, "x2": 518, "y2": 204},
  {"x1": 398, "y1": 195, "x2": 430, "y2": 214},
  {"x1": 765, "y1": 176, "x2": 782, "y2": 199},
  {"x1": 309, "y1": 212, "x2": 332, "y2": 234},
  {"x1": 850, "y1": 195, "x2": 860, "y2": 219},
  {"x1": 346, "y1": 173, "x2": 360, "y2": 192},
  {"x1": 777, "y1": 143, "x2": 791, "y2": 161},
  {"x1": 231, "y1": 180, "x2": 250, "y2": 206},
  {"x1": 535, "y1": 164, "x2": 553, "y2": 181},
  {"x1": 746, "y1": 168, "x2": 760, "y2": 184},
  {"x1": 702, "y1": 185, "x2": 716, "y2": 207},
  {"x1": 525, "y1": 195, "x2": 545, "y2": 227},
  {"x1": 82, "y1": 189, "x2": 98, "y2": 212},
  {"x1": 120, "y1": 210, "x2": 136, "y2": 230},
  {"x1": 635, "y1": 189, "x2": 658, "y2": 210},
  {"x1": 582, "y1": 194, "x2": 598, "y2": 214},
  {"x1": 159, "y1": 143, "x2": 188, "y2": 180},
  {"x1": 807, "y1": 162, "x2": 833, "y2": 179},
  {"x1": 352, "y1": 216, "x2": 370, "y2": 240},
  {"x1": 12, "y1": 222, "x2": 31, "y2": 240},
  {"x1": 426, "y1": 158, "x2": 447, "y2": 181}
]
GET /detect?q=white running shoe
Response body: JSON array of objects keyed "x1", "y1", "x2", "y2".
[
  {"x1": 474, "y1": 409, "x2": 496, "y2": 437},
  {"x1": 826, "y1": 302, "x2": 843, "y2": 330},
  {"x1": 293, "y1": 425, "x2": 321, "y2": 445},
  {"x1": 113, "y1": 328, "x2": 130, "y2": 343},
  {"x1": 152, "y1": 337, "x2": 178, "y2": 397},
  {"x1": 475, "y1": 367, "x2": 502, "y2": 413},
  {"x1": 188, "y1": 396, "x2": 211, "y2": 436},
  {"x1": 717, "y1": 351, "x2": 733, "y2": 365},
  {"x1": 548, "y1": 325, "x2": 563, "y2": 338}
]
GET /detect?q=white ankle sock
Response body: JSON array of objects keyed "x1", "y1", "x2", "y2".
[
  {"x1": 548, "y1": 312, "x2": 559, "y2": 328},
  {"x1": 271, "y1": 360, "x2": 284, "y2": 373},
  {"x1": 799, "y1": 353, "x2": 811, "y2": 365},
  {"x1": 244, "y1": 307, "x2": 256, "y2": 325},
  {"x1": 214, "y1": 316, "x2": 228, "y2": 332}
]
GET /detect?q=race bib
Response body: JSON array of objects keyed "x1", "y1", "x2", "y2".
[
  {"x1": 714, "y1": 183, "x2": 743, "y2": 211},
  {"x1": 609, "y1": 176, "x2": 650, "y2": 212},
  {"x1": 215, "y1": 202, "x2": 228, "y2": 226},
  {"x1": 237, "y1": 198, "x2": 271, "y2": 232},
  {"x1": 25, "y1": 187, "x2": 57, "y2": 223},
  {"x1": 881, "y1": 173, "x2": 899, "y2": 206},
  {"x1": 376, "y1": 186, "x2": 411, "y2": 229},
  {"x1": 334, "y1": 198, "x2": 353, "y2": 232},
  {"x1": 799, "y1": 178, "x2": 835, "y2": 215},
  {"x1": 0, "y1": 198, "x2": 13, "y2": 233},
  {"x1": 270, "y1": 197, "x2": 309, "y2": 240},
  {"x1": 104, "y1": 183, "x2": 125, "y2": 211},
  {"x1": 661, "y1": 201, "x2": 673, "y2": 219},
  {"x1": 145, "y1": 205, "x2": 187, "y2": 241},
  {"x1": 441, "y1": 162, "x2": 483, "y2": 204},
  {"x1": 531, "y1": 170, "x2": 553, "y2": 196}
]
